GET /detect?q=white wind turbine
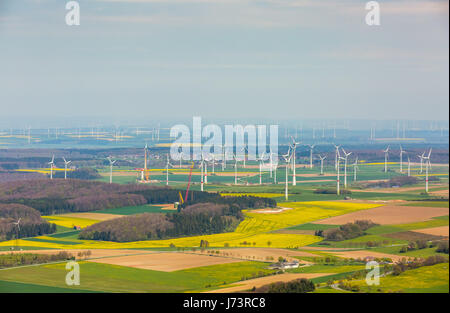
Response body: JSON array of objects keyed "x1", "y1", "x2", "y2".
[
  {"x1": 418, "y1": 152, "x2": 425, "y2": 174},
  {"x1": 307, "y1": 144, "x2": 316, "y2": 168},
  {"x1": 63, "y1": 157, "x2": 72, "y2": 180},
  {"x1": 341, "y1": 148, "x2": 352, "y2": 188},
  {"x1": 257, "y1": 153, "x2": 266, "y2": 185},
  {"x1": 337, "y1": 149, "x2": 343, "y2": 195},
  {"x1": 107, "y1": 156, "x2": 116, "y2": 184},
  {"x1": 318, "y1": 155, "x2": 327, "y2": 175},
  {"x1": 233, "y1": 154, "x2": 239, "y2": 185},
  {"x1": 270, "y1": 152, "x2": 278, "y2": 184},
  {"x1": 407, "y1": 156, "x2": 411, "y2": 177},
  {"x1": 199, "y1": 154, "x2": 206, "y2": 191},
  {"x1": 165, "y1": 154, "x2": 173, "y2": 186},
  {"x1": 399, "y1": 146, "x2": 406, "y2": 173},
  {"x1": 423, "y1": 149, "x2": 432, "y2": 193},
  {"x1": 333, "y1": 144, "x2": 340, "y2": 171},
  {"x1": 383, "y1": 146, "x2": 390, "y2": 173},
  {"x1": 241, "y1": 146, "x2": 248, "y2": 168},
  {"x1": 290, "y1": 137, "x2": 301, "y2": 185},
  {"x1": 12, "y1": 218, "x2": 21, "y2": 248},
  {"x1": 282, "y1": 148, "x2": 292, "y2": 200},
  {"x1": 352, "y1": 156, "x2": 359, "y2": 181},
  {"x1": 48, "y1": 155, "x2": 55, "y2": 180}
]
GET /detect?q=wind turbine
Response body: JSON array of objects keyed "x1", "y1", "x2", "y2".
[
  {"x1": 256, "y1": 153, "x2": 266, "y2": 185},
  {"x1": 318, "y1": 155, "x2": 327, "y2": 175},
  {"x1": 399, "y1": 146, "x2": 406, "y2": 173},
  {"x1": 336, "y1": 148, "x2": 341, "y2": 195},
  {"x1": 290, "y1": 137, "x2": 301, "y2": 185},
  {"x1": 241, "y1": 146, "x2": 248, "y2": 168},
  {"x1": 383, "y1": 146, "x2": 390, "y2": 173},
  {"x1": 423, "y1": 149, "x2": 432, "y2": 193},
  {"x1": 407, "y1": 156, "x2": 411, "y2": 177},
  {"x1": 12, "y1": 218, "x2": 21, "y2": 250},
  {"x1": 107, "y1": 156, "x2": 116, "y2": 184},
  {"x1": 307, "y1": 144, "x2": 316, "y2": 168},
  {"x1": 199, "y1": 154, "x2": 205, "y2": 191},
  {"x1": 352, "y1": 156, "x2": 359, "y2": 181},
  {"x1": 48, "y1": 155, "x2": 55, "y2": 180},
  {"x1": 63, "y1": 157, "x2": 71, "y2": 180},
  {"x1": 333, "y1": 144, "x2": 340, "y2": 171},
  {"x1": 165, "y1": 154, "x2": 173, "y2": 186},
  {"x1": 233, "y1": 154, "x2": 239, "y2": 185},
  {"x1": 282, "y1": 148, "x2": 292, "y2": 200},
  {"x1": 270, "y1": 152, "x2": 278, "y2": 184},
  {"x1": 418, "y1": 152, "x2": 425, "y2": 174},
  {"x1": 341, "y1": 148, "x2": 352, "y2": 188}
]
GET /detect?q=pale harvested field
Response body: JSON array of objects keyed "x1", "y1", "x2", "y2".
[
  {"x1": 328, "y1": 250, "x2": 410, "y2": 262},
  {"x1": 252, "y1": 207, "x2": 293, "y2": 214},
  {"x1": 208, "y1": 273, "x2": 329, "y2": 293},
  {"x1": 0, "y1": 249, "x2": 151, "y2": 258},
  {"x1": 414, "y1": 226, "x2": 449, "y2": 237},
  {"x1": 87, "y1": 252, "x2": 242, "y2": 272},
  {"x1": 155, "y1": 204, "x2": 177, "y2": 210},
  {"x1": 57, "y1": 212, "x2": 122, "y2": 221},
  {"x1": 315, "y1": 204, "x2": 449, "y2": 225},
  {"x1": 195, "y1": 247, "x2": 317, "y2": 263}
]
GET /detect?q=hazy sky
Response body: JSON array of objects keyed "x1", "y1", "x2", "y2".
[{"x1": 0, "y1": 0, "x2": 448, "y2": 124}]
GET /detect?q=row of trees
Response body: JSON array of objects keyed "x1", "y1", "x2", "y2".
[
  {"x1": 0, "y1": 251, "x2": 73, "y2": 268},
  {"x1": 252, "y1": 278, "x2": 315, "y2": 293},
  {"x1": 316, "y1": 220, "x2": 378, "y2": 241}
]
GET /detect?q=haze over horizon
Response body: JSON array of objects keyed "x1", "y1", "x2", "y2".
[{"x1": 0, "y1": 0, "x2": 448, "y2": 123}]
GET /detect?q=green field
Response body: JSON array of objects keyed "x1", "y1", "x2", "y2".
[
  {"x1": 0, "y1": 261, "x2": 275, "y2": 293},
  {"x1": 350, "y1": 263, "x2": 449, "y2": 293},
  {"x1": 93, "y1": 204, "x2": 173, "y2": 215}
]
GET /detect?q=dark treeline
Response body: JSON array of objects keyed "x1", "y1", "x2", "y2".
[
  {"x1": 252, "y1": 278, "x2": 315, "y2": 293},
  {"x1": 0, "y1": 203, "x2": 56, "y2": 241},
  {"x1": 316, "y1": 220, "x2": 378, "y2": 241},
  {"x1": 53, "y1": 168, "x2": 102, "y2": 180},
  {"x1": 0, "y1": 180, "x2": 275, "y2": 215},
  {"x1": 363, "y1": 176, "x2": 418, "y2": 189},
  {"x1": 79, "y1": 203, "x2": 245, "y2": 242}
]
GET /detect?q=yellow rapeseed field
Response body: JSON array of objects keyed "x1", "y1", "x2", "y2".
[{"x1": 42, "y1": 216, "x2": 100, "y2": 228}]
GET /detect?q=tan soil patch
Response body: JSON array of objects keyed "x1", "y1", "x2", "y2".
[
  {"x1": 87, "y1": 252, "x2": 242, "y2": 272},
  {"x1": 208, "y1": 273, "x2": 329, "y2": 293},
  {"x1": 328, "y1": 250, "x2": 410, "y2": 262},
  {"x1": 155, "y1": 204, "x2": 178, "y2": 211},
  {"x1": 414, "y1": 226, "x2": 449, "y2": 237},
  {"x1": 58, "y1": 212, "x2": 122, "y2": 221},
  {"x1": 252, "y1": 207, "x2": 293, "y2": 214},
  {"x1": 315, "y1": 205, "x2": 449, "y2": 225},
  {"x1": 196, "y1": 248, "x2": 317, "y2": 263}
]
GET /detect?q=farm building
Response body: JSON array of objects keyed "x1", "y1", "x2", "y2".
[{"x1": 268, "y1": 260, "x2": 300, "y2": 270}]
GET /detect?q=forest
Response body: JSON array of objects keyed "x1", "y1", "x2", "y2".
[
  {"x1": 0, "y1": 179, "x2": 276, "y2": 215},
  {"x1": 0, "y1": 203, "x2": 56, "y2": 241},
  {"x1": 79, "y1": 202, "x2": 257, "y2": 242}
]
